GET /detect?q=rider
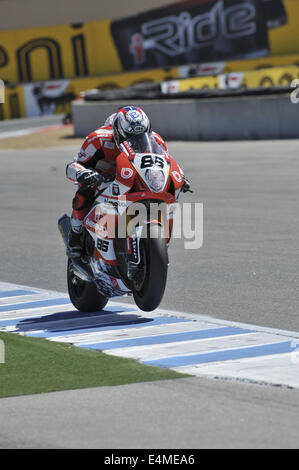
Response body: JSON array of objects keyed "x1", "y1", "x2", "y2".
[{"x1": 66, "y1": 105, "x2": 191, "y2": 257}]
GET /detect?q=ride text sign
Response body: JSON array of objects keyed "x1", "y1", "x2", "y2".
[{"x1": 111, "y1": 0, "x2": 287, "y2": 71}]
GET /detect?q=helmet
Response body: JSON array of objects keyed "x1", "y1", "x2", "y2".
[
  {"x1": 113, "y1": 106, "x2": 151, "y2": 147},
  {"x1": 104, "y1": 113, "x2": 117, "y2": 127}
]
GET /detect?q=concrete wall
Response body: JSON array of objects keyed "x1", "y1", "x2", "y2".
[
  {"x1": 72, "y1": 95, "x2": 299, "y2": 140},
  {"x1": 0, "y1": 0, "x2": 175, "y2": 30}
]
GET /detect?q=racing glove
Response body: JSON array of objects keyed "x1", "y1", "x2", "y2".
[
  {"x1": 181, "y1": 175, "x2": 193, "y2": 193},
  {"x1": 77, "y1": 169, "x2": 102, "y2": 189}
]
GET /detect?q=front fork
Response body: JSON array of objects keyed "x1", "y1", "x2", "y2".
[
  {"x1": 126, "y1": 225, "x2": 143, "y2": 280},
  {"x1": 125, "y1": 201, "x2": 173, "y2": 280}
]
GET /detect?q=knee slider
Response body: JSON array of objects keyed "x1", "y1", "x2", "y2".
[{"x1": 72, "y1": 193, "x2": 88, "y2": 211}]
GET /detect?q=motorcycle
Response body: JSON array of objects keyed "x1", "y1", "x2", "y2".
[{"x1": 58, "y1": 132, "x2": 190, "y2": 312}]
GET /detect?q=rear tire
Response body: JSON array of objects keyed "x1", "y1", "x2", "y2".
[
  {"x1": 67, "y1": 259, "x2": 108, "y2": 312},
  {"x1": 133, "y1": 224, "x2": 168, "y2": 312}
]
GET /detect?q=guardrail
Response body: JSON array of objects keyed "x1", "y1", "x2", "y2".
[
  {"x1": 82, "y1": 82, "x2": 292, "y2": 101},
  {"x1": 81, "y1": 64, "x2": 299, "y2": 102}
]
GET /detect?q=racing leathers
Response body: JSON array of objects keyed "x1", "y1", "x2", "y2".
[{"x1": 66, "y1": 125, "x2": 169, "y2": 257}]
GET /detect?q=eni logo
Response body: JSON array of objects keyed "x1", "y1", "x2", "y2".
[{"x1": 0, "y1": 28, "x2": 89, "y2": 83}]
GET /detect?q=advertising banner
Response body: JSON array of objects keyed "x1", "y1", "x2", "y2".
[
  {"x1": 23, "y1": 80, "x2": 71, "y2": 117},
  {"x1": 0, "y1": 0, "x2": 297, "y2": 87},
  {"x1": 110, "y1": 0, "x2": 287, "y2": 71}
]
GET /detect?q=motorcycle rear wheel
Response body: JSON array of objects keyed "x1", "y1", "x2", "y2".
[
  {"x1": 67, "y1": 258, "x2": 108, "y2": 312},
  {"x1": 132, "y1": 224, "x2": 168, "y2": 312}
]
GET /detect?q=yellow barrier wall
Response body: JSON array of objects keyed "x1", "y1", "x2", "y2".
[{"x1": 0, "y1": 22, "x2": 121, "y2": 84}]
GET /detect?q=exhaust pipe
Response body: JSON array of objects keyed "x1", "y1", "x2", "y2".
[{"x1": 70, "y1": 259, "x2": 93, "y2": 283}]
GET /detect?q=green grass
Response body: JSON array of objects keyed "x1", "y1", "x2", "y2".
[{"x1": 0, "y1": 332, "x2": 188, "y2": 398}]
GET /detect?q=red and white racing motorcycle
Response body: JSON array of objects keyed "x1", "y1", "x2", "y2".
[{"x1": 58, "y1": 133, "x2": 190, "y2": 312}]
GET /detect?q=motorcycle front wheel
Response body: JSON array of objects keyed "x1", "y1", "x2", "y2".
[
  {"x1": 67, "y1": 258, "x2": 108, "y2": 312},
  {"x1": 132, "y1": 223, "x2": 168, "y2": 312}
]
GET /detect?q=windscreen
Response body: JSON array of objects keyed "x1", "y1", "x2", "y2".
[{"x1": 124, "y1": 133, "x2": 165, "y2": 155}]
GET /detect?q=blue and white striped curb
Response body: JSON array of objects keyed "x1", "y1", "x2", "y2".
[{"x1": 1, "y1": 281, "x2": 299, "y2": 388}]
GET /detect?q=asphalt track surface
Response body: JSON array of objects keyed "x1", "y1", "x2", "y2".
[
  {"x1": 0, "y1": 114, "x2": 64, "y2": 133},
  {"x1": 0, "y1": 136, "x2": 299, "y2": 448},
  {"x1": 1, "y1": 139, "x2": 298, "y2": 331}
]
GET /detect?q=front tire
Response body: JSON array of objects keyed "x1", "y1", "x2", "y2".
[
  {"x1": 133, "y1": 224, "x2": 168, "y2": 312},
  {"x1": 67, "y1": 259, "x2": 108, "y2": 312}
]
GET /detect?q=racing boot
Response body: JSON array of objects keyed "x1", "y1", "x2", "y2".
[{"x1": 67, "y1": 218, "x2": 83, "y2": 258}]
